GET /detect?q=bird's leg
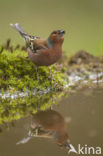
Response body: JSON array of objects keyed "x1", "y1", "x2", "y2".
[
  {"x1": 35, "y1": 66, "x2": 38, "y2": 78},
  {"x1": 35, "y1": 66, "x2": 40, "y2": 82},
  {"x1": 49, "y1": 67, "x2": 55, "y2": 81}
]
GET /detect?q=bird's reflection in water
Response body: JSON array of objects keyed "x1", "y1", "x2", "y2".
[{"x1": 17, "y1": 109, "x2": 72, "y2": 151}]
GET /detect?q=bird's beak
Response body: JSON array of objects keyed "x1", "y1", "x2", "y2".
[{"x1": 59, "y1": 30, "x2": 65, "y2": 36}]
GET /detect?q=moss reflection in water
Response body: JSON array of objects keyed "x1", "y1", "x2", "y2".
[{"x1": 0, "y1": 91, "x2": 64, "y2": 127}]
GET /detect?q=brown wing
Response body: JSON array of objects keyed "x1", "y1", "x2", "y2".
[{"x1": 30, "y1": 39, "x2": 48, "y2": 53}]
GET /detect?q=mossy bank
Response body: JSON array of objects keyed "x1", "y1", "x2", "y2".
[{"x1": 0, "y1": 49, "x2": 68, "y2": 93}]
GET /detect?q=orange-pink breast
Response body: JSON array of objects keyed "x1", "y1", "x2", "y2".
[{"x1": 27, "y1": 45, "x2": 62, "y2": 66}]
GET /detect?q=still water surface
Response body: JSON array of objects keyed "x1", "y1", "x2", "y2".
[{"x1": 0, "y1": 87, "x2": 103, "y2": 156}]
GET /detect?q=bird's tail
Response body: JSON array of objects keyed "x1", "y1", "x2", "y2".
[{"x1": 10, "y1": 23, "x2": 29, "y2": 41}]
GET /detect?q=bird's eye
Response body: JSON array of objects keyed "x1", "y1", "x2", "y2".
[{"x1": 53, "y1": 31, "x2": 57, "y2": 34}]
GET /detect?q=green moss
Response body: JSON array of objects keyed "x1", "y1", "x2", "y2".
[{"x1": 0, "y1": 49, "x2": 68, "y2": 92}]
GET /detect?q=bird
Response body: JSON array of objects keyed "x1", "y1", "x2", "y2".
[
  {"x1": 10, "y1": 23, "x2": 65, "y2": 80},
  {"x1": 30, "y1": 110, "x2": 70, "y2": 148},
  {"x1": 16, "y1": 109, "x2": 72, "y2": 152}
]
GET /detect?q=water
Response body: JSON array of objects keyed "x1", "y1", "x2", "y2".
[{"x1": 0, "y1": 87, "x2": 103, "y2": 156}]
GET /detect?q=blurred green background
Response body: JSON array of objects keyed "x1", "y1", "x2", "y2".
[{"x1": 0, "y1": 0, "x2": 103, "y2": 55}]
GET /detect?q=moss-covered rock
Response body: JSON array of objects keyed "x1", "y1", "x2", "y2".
[{"x1": 0, "y1": 49, "x2": 68, "y2": 92}]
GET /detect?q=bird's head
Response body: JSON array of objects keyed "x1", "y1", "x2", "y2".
[
  {"x1": 49, "y1": 30, "x2": 65, "y2": 44},
  {"x1": 54, "y1": 131, "x2": 70, "y2": 149}
]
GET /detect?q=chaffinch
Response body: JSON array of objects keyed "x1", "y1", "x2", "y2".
[
  {"x1": 30, "y1": 110, "x2": 70, "y2": 148},
  {"x1": 10, "y1": 23, "x2": 65, "y2": 66},
  {"x1": 17, "y1": 109, "x2": 71, "y2": 152}
]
